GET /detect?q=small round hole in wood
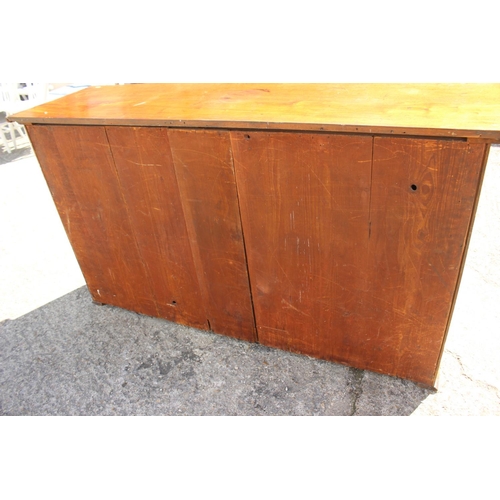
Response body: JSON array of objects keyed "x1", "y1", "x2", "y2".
[{"x1": 410, "y1": 184, "x2": 418, "y2": 191}]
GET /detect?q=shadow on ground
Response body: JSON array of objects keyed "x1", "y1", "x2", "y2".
[
  {"x1": 0, "y1": 143, "x2": 32, "y2": 165},
  {"x1": 0, "y1": 287, "x2": 432, "y2": 416}
]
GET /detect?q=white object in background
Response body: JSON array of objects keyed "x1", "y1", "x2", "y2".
[{"x1": 1, "y1": 83, "x2": 49, "y2": 154}]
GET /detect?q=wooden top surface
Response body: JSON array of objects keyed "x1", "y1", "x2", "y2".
[{"x1": 9, "y1": 83, "x2": 500, "y2": 141}]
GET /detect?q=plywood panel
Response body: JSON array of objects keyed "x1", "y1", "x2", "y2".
[
  {"x1": 362, "y1": 137, "x2": 487, "y2": 386},
  {"x1": 104, "y1": 126, "x2": 207, "y2": 329},
  {"x1": 232, "y1": 131, "x2": 487, "y2": 386},
  {"x1": 168, "y1": 129, "x2": 256, "y2": 342},
  {"x1": 28, "y1": 122, "x2": 488, "y2": 386},
  {"x1": 231, "y1": 131, "x2": 373, "y2": 359},
  {"x1": 27, "y1": 125, "x2": 160, "y2": 316}
]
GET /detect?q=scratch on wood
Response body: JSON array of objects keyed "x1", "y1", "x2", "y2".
[
  {"x1": 428, "y1": 261, "x2": 448, "y2": 287},
  {"x1": 173, "y1": 147, "x2": 233, "y2": 167},
  {"x1": 260, "y1": 325, "x2": 288, "y2": 334},
  {"x1": 126, "y1": 159, "x2": 162, "y2": 167},
  {"x1": 309, "y1": 167, "x2": 332, "y2": 197},
  {"x1": 281, "y1": 299, "x2": 310, "y2": 317}
]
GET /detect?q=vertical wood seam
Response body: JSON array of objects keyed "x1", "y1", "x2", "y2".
[
  {"x1": 228, "y1": 132, "x2": 258, "y2": 343},
  {"x1": 368, "y1": 135, "x2": 375, "y2": 239},
  {"x1": 431, "y1": 142, "x2": 490, "y2": 385},
  {"x1": 166, "y1": 129, "x2": 212, "y2": 330},
  {"x1": 103, "y1": 126, "x2": 161, "y2": 317}
]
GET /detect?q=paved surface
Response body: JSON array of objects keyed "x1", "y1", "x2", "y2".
[{"x1": 1, "y1": 140, "x2": 499, "y2": 416}]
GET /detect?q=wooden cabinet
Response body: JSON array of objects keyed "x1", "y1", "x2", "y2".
[{"x1": 11, "y1": 84, "x2": 500, "y2": 388}]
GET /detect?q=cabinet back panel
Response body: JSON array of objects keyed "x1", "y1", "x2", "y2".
[
  {"x1": 231, "y1": 131, "x2": 486, "y2": 385},
  {"x1": 104, "y1": 126, "x2": 207, "y2": 328},
  {"x1": 365, "y1": 137, "x2": 487, "y2": 385},
  {"x1": 28, "y1": 125, "x2": 256, "y2": 341},
  {"x1": 27, "y1": 123, "x2": 487, "y2": 386},
  {"x1": 27, "y1": 125, "x2": 164, "y2": 317},
  {"x1": 167, "y1": 129, "x2": 256, "y2": 342},
  {"x1": 231, "y1": 131, "x2": 373, "y2": 364}
]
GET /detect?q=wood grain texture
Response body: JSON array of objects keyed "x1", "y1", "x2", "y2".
[
  {"x1": 168, "y1": 129, "x2": 256, "y2": 342},
  {"x1": 231, "y1": 131, "x2": 487, "y2": 386},
  {"x1": 26, "y1": 125, "x2": 161, "y2": 317},
  {"x1": 10, "y1": 84, "x2": 500, "y2": 141},
  {"x1": 231, "y1": 131, "x2": 373, "y2": 362},
  {"x1": 362, "y1": 137, "x2": 487, "y2": 386},
  {"x1": 28, "y1": 124, "x2": 256, "y2": 339},
  {"x1": 104, "y1": 126, "x2": 207, "y2": 328},
  {"x1": 25, "y1": 108, "x2": 491, "y2": 386}
]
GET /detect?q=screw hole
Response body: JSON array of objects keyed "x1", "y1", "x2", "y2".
[
  {"x1": 410, "y1": 184, "x2": 418, "y2": 191},
  {"x1": 172, "y1": 300, "x2": 177, "y2": 305},
  {"x1": 245, "y1": 134, "x2": 250, "y2": 139}
]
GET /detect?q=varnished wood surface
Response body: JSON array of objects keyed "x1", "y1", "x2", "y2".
[
  {"x1": 104, "y1": 126, "x2": 207, "y2": 328},
  {"x1": 168, "y1": 129, "x2": 256, "y2": 341},
  {"x1": 27, "y1": 125, "x2": 165, "y2": 317},
  {"x1": 10, "y1": 84, "x2": 500, "y2": 141},
  {"x1": 364, "y1": 138, "x2": 487, "y2": 386},
  {"x1": 25, "y1": 116, "x2": 491, "y2": 386},
  {"x1": 231, "y1": 131, "x2": 486, "y2": 386},
  {"x1": 231, "y1": 131, "x2": 373, "y2": 364},
  {"x1": 27, "y1": 125, "x2": 255, "y2": 342}
]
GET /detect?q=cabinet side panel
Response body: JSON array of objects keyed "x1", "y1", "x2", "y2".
[
  {"x1": 167, "y1": 129, "x2": 256, "y2": 342},
  {"x1": 105, "y1": 126, "x2": 207, "y2": 329},
  {"x1": 231, "y1": 131, "x2": 372, "y2": 360},
  {"x1": 366, "y1": 137, "x2": 486, "y2": 386},
  {"x1": 27, "y1": 124, "x2": 158, "y2": 316}
]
